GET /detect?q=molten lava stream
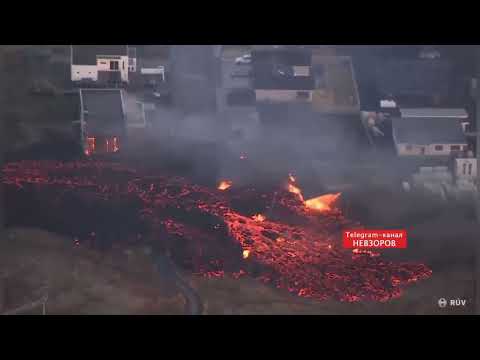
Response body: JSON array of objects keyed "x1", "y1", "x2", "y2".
[{"x1": 2, "y1": 161, "x2": 433, "y2": 303}]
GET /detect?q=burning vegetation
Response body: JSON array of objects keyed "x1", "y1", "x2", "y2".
[{"x1": 2, "y1": 160, "x2": 432, "y2": 303}]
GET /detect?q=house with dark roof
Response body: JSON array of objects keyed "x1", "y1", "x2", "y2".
[
  {"x1": 353, "y1": 56, "x2": 453, "y2": 112},
  {"x1": 78, "y1": 89, "x2": 126, "y2": 155},
  {"x1": 392, "y1": 108, "x2": 468, "y2": 157},
  {"x1": 252, "y1": 47, "x2": 314, "y2": 103},
  {"x1": 71, "y1": 45, "x2": 131, "y2": 85}
]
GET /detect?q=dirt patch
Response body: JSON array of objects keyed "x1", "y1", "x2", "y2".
[{"x1": 0, "y1": 228, "x2": 184, "y2": 315}]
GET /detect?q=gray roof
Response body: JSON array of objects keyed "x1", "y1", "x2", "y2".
[
  {"x1": 253, "y1": 72, "x2": 314, "y2": 90},
  {"x1": 399, "y1": 108, "x2": 468, "y2": 119},
  {"x1": 353, "y1": 56, "x2": 453, "y2": 111},
  {"x1": 375, "y1": 59, "x2": 452, "y2": 98},
  {"x1": 72, "y1": 45, "x2": 128, "y2": 65},
  {"x1": 80, "y1": 89, "x2": 125, "y2": 136},
  {"x1": 392, "y1": 116, "x2": 467, "y2": 145}
]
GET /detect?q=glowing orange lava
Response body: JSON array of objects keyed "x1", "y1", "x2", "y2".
[
  {"x1": 217, "y1": 180, "x2": 233, "y2": 191},
  {"x1": 252, "y1": 214, "x2": 266, "y2": 222},
  {"x1": 2, "y1": 161, "x2": 433, "y2": 303},
  {"x1": 305, "y1": 193, "x2": 341, "y2": 212},
  {"x1": 287, "y1": 183, "x2": 304, "y2": 202},
  {"x1": 287, "y1": 174, "x2": 341, "y2": 213}
]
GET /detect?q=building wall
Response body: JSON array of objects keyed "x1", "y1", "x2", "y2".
[
  {"x1": 455, "y1": 158, "x2": 477, "y2": 179},
  {"x1": 255, "y1": 89, "x2": 312, "y2": 103},
  {"x1": 129, "y1": 57, "x2": 137, "y2": 72},
  {"x1": 96, "y1": 56, "x2": 129, "y2": 82},
  {"x1": 72, "y1": 56, "x2": 129, "y2": 83},
  {"x1": 396, "y1": 143, "x2": 468, "y2": 156},
  {"x1": 71, "y1": 64, "x2": 98, "y2": 82}
]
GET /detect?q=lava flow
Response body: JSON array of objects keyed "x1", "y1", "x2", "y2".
[
  {"x1": 305, "y1": 193, "x2": 341, "y2": 212},
  {"x1": 217, "y1": 180, "x2": 233, "y2": 191},
  {"x1": 252, "y1": 214, "x2": 266, "y2": 222},
  {"x1": 287, "y1": 174, "x2": 341, "y2": 213},
  {"x1": 2, "y1": 160, "x2": 432, "y2": 303}
]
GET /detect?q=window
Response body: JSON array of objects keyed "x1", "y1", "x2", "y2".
[
  {"x1": 451, "y1": 145, "x2": 461, "y2": 151},
  {"x1": 405, "y1": 145, "x2": 413, "y2": 151},
  {"x1": 434, "y1": 145, "x2": 443, "y2": 151},
  {"x1": 110, "y1": 61, "x2": 119, "y2": 70},
  {"x1": 468, "y1": 163, "x2": 473, "y2": 175},
  {"x1": 100, "y1": 61, "x2": 107, "y2": 65},
  {"x1": 122, "y1": 61, "x2": 125, "y2": 70},
  {"x1": 463, "y1": 146, "x2": 468, "y2": 151},
  {"x1": 463, "y1": 163, "x2": 467, "y2": 175}
]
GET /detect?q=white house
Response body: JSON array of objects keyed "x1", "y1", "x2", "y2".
[
  {"x1": 392, "y1": 108, "x2": 469, "y2": 157},
  {"x1": 71, "y1": 45, "x2": 130, "y2": 84}
]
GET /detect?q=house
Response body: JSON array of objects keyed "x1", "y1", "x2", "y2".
[
  {"x1": 78, "y1": 89, "x2": 126, "y2": 155},
  {"x1": 71, "y1": 45, "x2": 130, "y2": 85},
  {"x1": 392, "y1": 108, "x2": 468, "y2": 156},
  {"x1": 353, "y1": 56, "x2": 453, "y2": 113},
  {"x1": 251, "y1": 47, "x2": 314, "y2": 103},
  {"x1": 374, "y1": 59, "x2": 452, "y2": 107}
]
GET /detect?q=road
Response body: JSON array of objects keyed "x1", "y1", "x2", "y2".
[{"x1": 152, "y1": 252, "x2": 203, "y2": 315}]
